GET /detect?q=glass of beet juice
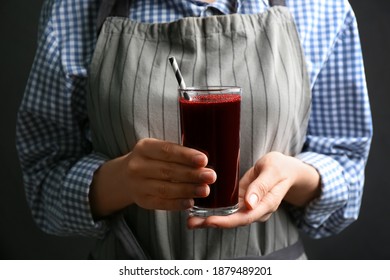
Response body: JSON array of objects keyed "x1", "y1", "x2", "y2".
[{"x1": 179, "y1": 86, "x2": 241, "y2": 217}]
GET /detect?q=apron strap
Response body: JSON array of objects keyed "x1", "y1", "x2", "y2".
[
  {"x1": 269, "y1": 0, "x2": 286, "y2": 6},
  {"x1": 96, "y1": 0, "x2": 130, "y2": 34}
]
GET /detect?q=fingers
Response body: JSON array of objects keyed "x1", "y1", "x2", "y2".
[
  {"x1": 134, "y1": 138, "x2": 208, "y2": 167},
  {"x1": 187, "y1": 153, "x2": 293, "y2": 229},
  {"x1": 126, "y1": 138, "x2": 216, "y2": 211},
  {"x1": 133, "y1": 183, "x2": 209, "y2": 211},
  {"x1": 145, "y1": 180, "x2": 210, "y2": 200},
  {"x1": 132, "y1": 180, "x2": 210, "y2": 211},
  {"x1": 187, "y1": 182, "x2": 287, "y2": 229},
  {"x1": 186, "y1": 183, "x2": 262, "y2": 229},
  {"x1": 128, "y1": 156, "x2": 216, "y2": 184},
  {"x1": 141, "y1": 197, "x2": 194, "y2": 211}
]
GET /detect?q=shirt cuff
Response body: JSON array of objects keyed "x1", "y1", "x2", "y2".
[
  {"x1": 292, "y1": 151, "x2": 349, "y2": 237},
  {"x1": 63, "y1": 152, "x2": 109, "y2": 238}
]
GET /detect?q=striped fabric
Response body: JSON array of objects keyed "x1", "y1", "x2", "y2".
[{"x1": 16, "y1": 0, "x2": 372, "y2": 241}]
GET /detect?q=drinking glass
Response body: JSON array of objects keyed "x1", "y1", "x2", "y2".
[{"x1": 179, "y1": 86, "x2": 241, "y2": 217}]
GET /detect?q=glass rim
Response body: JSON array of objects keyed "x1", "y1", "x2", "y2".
[{"x1": 178, "y1": 86, "x2": 241, "y2": 93}]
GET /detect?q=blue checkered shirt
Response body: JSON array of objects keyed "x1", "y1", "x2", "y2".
[{"x1": 16, "y1": 0, "x2": 373, "y2": 239}]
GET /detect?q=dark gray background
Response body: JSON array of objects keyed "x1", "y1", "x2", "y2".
[{"x1": 1, "y1": 0, "x2": 389, "y2": 259}]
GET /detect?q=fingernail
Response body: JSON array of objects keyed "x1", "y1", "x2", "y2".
[
  {"x1": 199, "y1": 171, "x2": 216, "y2": 183},
  {"x1": 249, "y1": 194, "x2": 259, "y2": 209},
  {"x1": 192, "y1": 154, "x2": 206, "y2": 166},
  {"x1": 182, "y1": 199, "x2": 194, "y2": 209},
  {"x1": 195, "y1": 185, "x2": 209, "y2": 197}
]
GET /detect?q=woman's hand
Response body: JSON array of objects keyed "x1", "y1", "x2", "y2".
[
  {"x1": 187, "y1": 151, "x2": 321, "y2": 229},
  {"x1": 89, "y1": 138, "x2": 216, "y2": 219}
]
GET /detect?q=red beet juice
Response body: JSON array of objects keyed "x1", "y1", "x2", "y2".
[{"x1": 179, "y1": 88, "x2": 241, "y2": 216}]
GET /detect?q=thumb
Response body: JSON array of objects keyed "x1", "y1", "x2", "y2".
[
  {"x1": 245, "y1": 182, "x2": 267, "y2": 210},
  {"x1": 238, "y1": 167, "x2": 259, "y2": 210},
  {"x1": 244, "y1": 169, "x2": 281, "y2": 210},
  {"x1": 247, "y1": 193, "x2": 260, "y2": 210}
]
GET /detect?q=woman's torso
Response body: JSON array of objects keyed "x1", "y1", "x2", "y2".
[{"x1": 87, "y1": 0, "x2": 310, "y2": 259}]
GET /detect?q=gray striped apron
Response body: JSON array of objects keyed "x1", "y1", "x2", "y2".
[{"x1": 87, "y1": 0, "x2": 311, "y2": 259}]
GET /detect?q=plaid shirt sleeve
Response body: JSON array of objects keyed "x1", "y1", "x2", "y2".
[
  {"x1": 16, "y1": 0, "x2": 108, "y2": 237},
  {"x1": 290, "y1": 1, "x2": 373, "y2": 238}
]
